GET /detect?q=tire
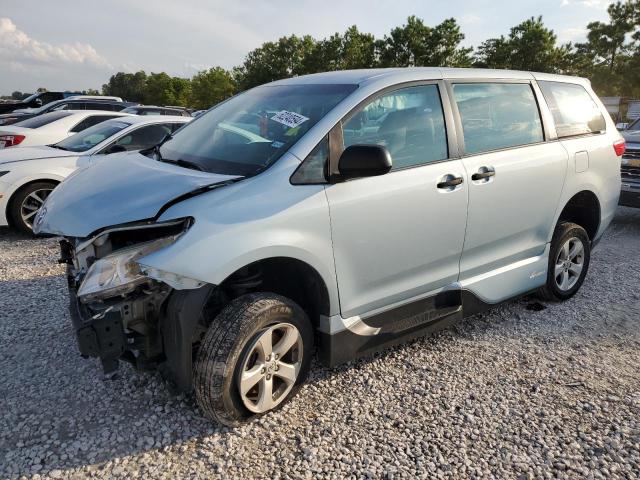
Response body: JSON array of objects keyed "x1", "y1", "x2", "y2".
[
  {"x1": 8, "y1": 181, "x2": 56, "y2": 234},
  {"x1": 537, "y1": 222, "x2": 591, "y2": 302},
  {"x1": 194, "y1": 292, "x2": 313, "y2": 426}
]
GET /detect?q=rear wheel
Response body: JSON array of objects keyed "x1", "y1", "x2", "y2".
[
  {"x1": 9, "y1": 181, "x2": 56, "y2": 234},
  {"x1": 538, "y1": 222, "x2": 591, "y2": 301},
  {"x1": 194, "y1": 293, "x2": 313, "y2": 426}
]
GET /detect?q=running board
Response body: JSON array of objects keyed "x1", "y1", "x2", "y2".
[{"x1": 319, "y1": 290, "x2": 463, "y2": 367}]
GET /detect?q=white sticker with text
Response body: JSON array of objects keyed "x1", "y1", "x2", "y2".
[{"x1": 270, "y1": 110, "x2": 309, "y2": 129}]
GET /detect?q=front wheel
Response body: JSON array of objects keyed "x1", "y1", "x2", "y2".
[
  {"x1": 194, "y1": 293, "x2": 313, "y2": 426},
  {"x1": 9, "y1": 181, "x2": 56, "y2": 234},
  {"x1": 538, "y1": 222, "x2": 591, "y2": 301}
]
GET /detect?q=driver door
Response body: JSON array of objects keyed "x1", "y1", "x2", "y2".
[{"x1": 325, "y1": 83, "x2": 468, "y2": 318}]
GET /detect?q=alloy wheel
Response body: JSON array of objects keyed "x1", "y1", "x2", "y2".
[
  {"x1": 238, "y1": 322, "x2": 303, "y2": 413},
  {"x1": 554, "y1": 236, "x2": 584, "y2": 291},
  {"x1": 20, "y1": 188, "x2": 53, "y2": 230}
]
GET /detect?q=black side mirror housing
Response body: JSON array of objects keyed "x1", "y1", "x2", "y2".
[
  {"x1": 338, "y1": 144, "x2": 392, "y2": 180},
  {"x1": 105, "y1": 144, "x2": 127, "y2": 155}
]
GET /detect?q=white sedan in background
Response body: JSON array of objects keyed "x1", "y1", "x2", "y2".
[
  {"x1": 0, "y1": 115, "x2": 191, "y2": 233},
  {"x1": 0, "y1": 111, "x2": 132, "y2": 149}
]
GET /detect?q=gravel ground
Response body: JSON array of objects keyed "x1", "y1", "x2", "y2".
[{"x1": 1, "y1": 208, "x2": 639, "y2": 480}]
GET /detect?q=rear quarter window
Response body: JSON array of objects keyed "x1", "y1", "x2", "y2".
[{"x1": 538, "y1": 81, "x2": 606, "y2": 138}]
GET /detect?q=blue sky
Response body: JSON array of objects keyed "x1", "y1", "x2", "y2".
[{"x1": 0, "y1": 0, "x2": 615, "y2": 93}]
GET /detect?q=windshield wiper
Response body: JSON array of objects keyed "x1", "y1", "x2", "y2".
[
  {"x1": 159, "y1": 158, "x2": 204, "y2": 171},
  {"x1": 48, "y1": 145, "x2": 69, "y2": 151}
]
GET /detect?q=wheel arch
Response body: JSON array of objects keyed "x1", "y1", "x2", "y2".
[
  {"x1": 159, "y1": 256, "x2": 332, "y2": 393},
  {"x1": 555, "y1": 190, "x2": 601, "y2": 241},
  {"x1": 216, "y1": 256, "x2": 331, "y2": 331}
]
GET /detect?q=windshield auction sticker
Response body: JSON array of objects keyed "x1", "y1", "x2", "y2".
[{"x1": 270, "y1": 110, "x2": 309, "y2": 129}]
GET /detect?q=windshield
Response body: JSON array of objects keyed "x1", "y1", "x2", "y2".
[
  {"x1": 158, "y1": 83, "x2": 357, "y2": 175},
  {"x1": 628, "y1": 118, "x2": 640, "y2": 131},
  {"x1": 21, "y1": 92, "x2": 39, "y2": 103},
  {"x1": 23, "y1": 100, "x2": 63, "y2": 115},
  {"x1": 54, "y1": 120, "x2": 131, "y2": 152}
]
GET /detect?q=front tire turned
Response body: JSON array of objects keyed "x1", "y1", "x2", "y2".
[
  {"x1": 538, "y1": 222, "x2": 591, "y2": 302},
  {"x1": 194, "y1": 293, "x2": 313, "y2": 426}
]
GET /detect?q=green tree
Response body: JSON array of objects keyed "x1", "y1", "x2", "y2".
[
  {"x1": 171, "y1": 77, "x2": 192, "y2": 107},
  {"x1": 189, "y1": 67, "x2": 236, "y2": 110},
  {"x1": 475, "y1": 16, "x2": 572, "y2": 73},
  {"x1": 144, "y1": 72, "x2": 176, "y2": 105},
  {"x1": 234, "y1": 35, "x2": 317, "y2": 89},
  {"x1": 302, "y1": 26, "x2": 376, "y2": 73},
  {"x1": 102, "y1": 71, "x2": 147, "y2": 102},
  {"x1": 377, "y1": 16, "x2": 472, "y2": 67},
  {"x1": 573, "y1": 1, "x2": 640, "y2": 95}
]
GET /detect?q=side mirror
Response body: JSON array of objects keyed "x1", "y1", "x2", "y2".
[
  {"x1": 616, "y1": 122, "x2": 629, "y2": 131},
  {"x1": 34, "y1": 98, "x2": 43, "y2": 107},
  {"x1": 338, "y1": 144, "x2": 392, "y2": 180},
  {"x1": 105, "y1": 144, "x2": 127, "y2": 155}
]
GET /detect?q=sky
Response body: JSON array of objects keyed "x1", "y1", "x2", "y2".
[{"x1": 0, "y1": 0, "x2": 616, "y2": 94}]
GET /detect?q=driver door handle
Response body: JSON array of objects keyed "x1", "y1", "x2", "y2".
[{"x1": 437, "y1": 175, "x2": 464, "y2": 189}]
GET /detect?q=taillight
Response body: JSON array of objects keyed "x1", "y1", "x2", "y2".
[
  {"x1": 0, "y1": 134, "x2": 25, "y2": 147},
  {"x1": 613, "y1": 138, "x2": 626, "y2": 157}
]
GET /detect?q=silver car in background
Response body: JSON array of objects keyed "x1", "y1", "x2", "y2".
[{"x1": 35, "y1": 68, "x2": 622, "y2": 425}]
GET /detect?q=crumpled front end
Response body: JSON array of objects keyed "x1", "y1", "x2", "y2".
[{"x1": 61, "y1": 218, "x2": 208, "y2": 379}]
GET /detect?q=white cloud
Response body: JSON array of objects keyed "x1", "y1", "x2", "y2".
[
  {"x1": 560, "y1": 0, "x2": 613, "y2": 8},
  {"x1": 557, "y1": 26, "x2": 589, "y2": 43},
  {"x1": 0, "y1": 17, "x2": 111, "y2": 69},
  {"x1": 460, "y1": 14, "x2": 483, "y2": 26}
]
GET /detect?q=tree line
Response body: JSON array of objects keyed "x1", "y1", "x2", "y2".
[{"x1": 14, "y1": 1, "x2": 640, "y2": 108}]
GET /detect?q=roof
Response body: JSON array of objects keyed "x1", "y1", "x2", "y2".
[
  {"x1": 114, "y1": 114, "x2": 191, "y2": 125},
  {"x1": 268, "y1": 67, "x2": 588, "y2": 88}
]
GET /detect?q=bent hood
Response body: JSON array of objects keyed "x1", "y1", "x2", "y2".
[
  {"x1": 0, "y1": 145, "x2": 79, "y2": 164},
  {"x1": 35, "y1": 151, "x2": 242, "y2": 238}
]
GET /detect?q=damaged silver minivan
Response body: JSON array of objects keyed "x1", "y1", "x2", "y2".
[{"x1": 36, "y1": 68, "x2": 622, "y2": 425}]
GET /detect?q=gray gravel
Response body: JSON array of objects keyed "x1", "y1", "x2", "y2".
[{"x1": 1, "y1": 208, "x2": 639, "y2": 479}]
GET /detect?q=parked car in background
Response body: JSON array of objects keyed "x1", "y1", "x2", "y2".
[
  {"x1": 0, "y1": 115, "x2": 190, "y2": 233},
  {"x1": 0, "y1": 111, "x2": 131, "y2": 149},
  {"x1": 619, "y1": 118, "x2": 640, "y2": 207},
  {"x1": 121, "y1": 105, "x2": 191, "y2": 117},
  {"x1": 0, "y1": 91, "x2": 82, "y2": 114},
  {"x1": 0, "y1": 97, "x2": 136, "y2": 126},
  {"x1": 34, "y1": 68, "x2": 622, "y2": 426}
]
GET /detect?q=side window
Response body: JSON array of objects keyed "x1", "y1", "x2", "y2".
[
  {"x1": 169, "y1": 122, "x2": 185, "y2": 132},
  {"x1": 111, "y1": 124, "x2": 172, "y2": 151},
  {"x1": 538, "y1": 81, "x2": 606, "y2": 138},
  {"x1": 342, "y1": 84, "x2": 448, "y2": 169},
  {"x1": 291, "y1": 136, "x2": 329, "y2": 184},
  {"x1": 53, "y1": 102, "x2": 85, "y2": 111},
  {"x1": 85, "y1": 102, "x2": 113, "y2": 111},
  {"x1": 70, "y1": 115, "x2": 119, "y2": 133},
  {"x1": 452, "y1": 83, "x2": 544, "y2": 155}
]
